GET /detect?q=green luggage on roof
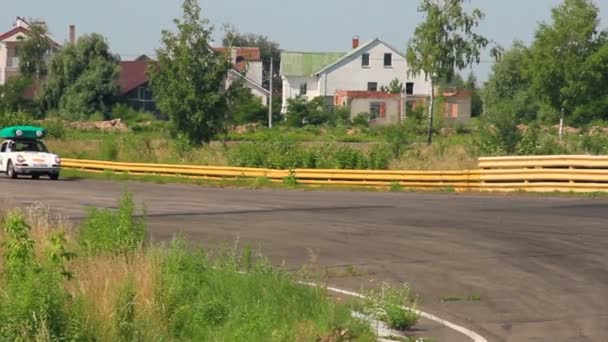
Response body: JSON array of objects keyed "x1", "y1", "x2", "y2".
[{"x1": 0, "y1": 126, "x2": 47, "y2": 140}]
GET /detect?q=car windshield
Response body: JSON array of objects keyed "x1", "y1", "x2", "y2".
[{"x1": 11, "y1": 141, "x2": 48, "y2": 153}]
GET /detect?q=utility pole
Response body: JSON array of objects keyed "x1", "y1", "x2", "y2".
[{"x1": 268, "y1": 56, "x2": 273, "y2": 128}]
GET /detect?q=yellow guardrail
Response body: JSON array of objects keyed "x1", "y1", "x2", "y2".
[
  {"x1": 478, "y1": 155, "x2": 608, "y2": 193},
  {"x1": 62, "y1": 155, "x2": 608, "y2": 193}
]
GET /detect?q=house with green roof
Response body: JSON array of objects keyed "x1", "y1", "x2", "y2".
[{"x1": 279, "y1": 37, "x2": 431, "y2": 114}]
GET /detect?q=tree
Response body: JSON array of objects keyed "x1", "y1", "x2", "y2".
[
  {"x1": 150, "y1": 0, "x2": 232, "y2": 145},
  {"x1": 484, "y1": 42, "x2": 539, "y2": 122},
  {"x1": 17, "y1": 22, "x2": 52, "y2": 79},
  {"x1": 0, "y1": 76, "x2": 34, "y2": 113},
  {"x1": 406, "y1": 0, "x2": 488, "y2": 144},
  {"x1": 222, "y1": 28, "x2": 281, "y2": 93},
  {"x1": 381, "y1": 78, "x2": 404, "y2": 94},
  {"x1": 464, "y1": 72, "x2": 483, "y2": 117},
  {"x1": 527, "y1": 0, "x2": 607, "y2": 138},
  {"x1": 40, "y1": 34, "x2": 120, "y2": 119}
]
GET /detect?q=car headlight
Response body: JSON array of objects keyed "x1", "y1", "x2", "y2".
[
  {"x1": 16, "y1": 155, "x2": 25, "y2": 163},
  {"x1": 54, "y1": 156, "x2": 61, "y2": 164}
]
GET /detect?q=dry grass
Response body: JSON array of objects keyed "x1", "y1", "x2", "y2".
[{"x1": 391, "y1": 143, "x2": 478, "y2": 170}]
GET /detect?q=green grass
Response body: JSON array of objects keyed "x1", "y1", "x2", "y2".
[{"x1": 0, "y1": 193, "x2": 379, "y2": 341}]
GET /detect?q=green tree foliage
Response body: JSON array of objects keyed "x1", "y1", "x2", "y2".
[
  {"x1": 150, "y1": 0, "x2": 232, "y2": 145},
  {"x1": 528, "y1": 0, "x2": 607, "y2": 128},
  {"x1": 17, "y1": 22, "x2": 52, "y2": 79},
  {"x1": 285, "y1": 97, "x2": 332, "y2": 127},
  {"x1": 40, "y1": 34, "x2": 120, "y2": 119},
  {"x1": 465, "y1": 72, "x2": 483, "y2": 117},
  {"x1": 406, "y1": 0, "x2": 489, "y2": 144},
  {"x1": 227, "y1": 79, "x2": 280, "y2": 125},
  {"x1": 483, "y1": 42, "x2": 540, "y2": 122},
  {"x1": 380, "y1": 78, "x2": 404, "y2": 94},
  {"x1": 0, "y1": 76, "x2": 34, "y2": 114}
]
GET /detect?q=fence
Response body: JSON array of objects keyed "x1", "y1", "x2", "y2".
[{"x1": 61, "y1": 155, "x2": 608, "y2": 193}]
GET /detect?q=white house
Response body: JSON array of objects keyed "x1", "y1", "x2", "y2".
[
  {"x1": 280, "y1": 37, "x2": 431, "y2": 113},
  {"x1": 0, "y1": 17, "x2": 60, "y2": 85}
]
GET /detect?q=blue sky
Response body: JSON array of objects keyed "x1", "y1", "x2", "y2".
[{"x1": 2, "y1": 0, "x2": 607, "y2": 82}]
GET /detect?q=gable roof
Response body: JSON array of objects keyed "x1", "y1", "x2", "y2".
[
  {"x1": 280, "y1": 38, "x2": 406, "y2": 77},
  {"x1": 280, "y1": 51, "x2": 345, "y2": 76},
  {"x1": 0, "y1": 24, "x2": 60, "y2": 47},
  {"x1": 0, "y1": 26, "x2": 29, "y2": 41},
  {"x1": 315, "y1": 38, "x2": 405, "y2": 75},
  {"x1": 119, "y1": 59, "x2": 151, "y2": 94}
]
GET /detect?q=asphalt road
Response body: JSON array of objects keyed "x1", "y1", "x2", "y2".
[{"x1": 1, "y1": 178, "x2": 607, "y2": 342}]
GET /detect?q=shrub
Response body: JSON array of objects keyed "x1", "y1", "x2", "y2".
[
  {"x1": 478, "y1": 107, "x2": 521, "y2": 156},
  {"x1": 79, "y1": 190, "x2": 147, "y2": 255},
  {"x1": 44, "y1": 119, "x2": 67, "y2": 139},
  {"x1": 352, "y1": 113, "x2": 370, "y2": 127},
  {"x1": 333, "y1": 145, "x2": 367, "y2": 169},
  {"x1": 382, "y1": 124, "x2": 413, "y2": 158},
  {"x1": 581, "y1": 134, "x2": 608, "y2": 155},
  {"x1": 286, "y1": 97, "x2": 332, "y2": 127},
  {"x1": 362, "y1": 283, "x2": 419, "y2": 331},
  {"x1": 0, "y1": 211, "x2": 76, "y2": 341},
  {"x1": 0, "y1": 111, "x2": 35, "y2": 128}
]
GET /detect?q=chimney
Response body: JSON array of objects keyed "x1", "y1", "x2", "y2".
[
  {"x1": 69, "y1": 25, "x2": 76, "y2": 45},
  {"x1": 352, "y1": 35, "x2": 360, "y2": 49}
]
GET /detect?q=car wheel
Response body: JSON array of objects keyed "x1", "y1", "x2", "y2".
[
  {"x1": 32, "y1": 174, "x2": 40, "y2": 180},
  {"x1": 50, "y1": 173, "x2": 59, "y2": 180},
  {"x1": 7, "y1": 161, "x2": 17, "y2": 179}
]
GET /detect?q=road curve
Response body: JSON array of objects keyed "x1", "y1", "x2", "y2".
[{"x1": 1, "y1": 178, "x2": 607, "y2": 342}]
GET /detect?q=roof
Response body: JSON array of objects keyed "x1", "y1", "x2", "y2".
[
  {"x1": 0, "y1": 25, "x2": 60, "y2": 47},
  {"x1": 228, "y1": 69, "x2": 269, "y2": 97},
  {"x1": 213, "y1": 47, "x2": 261, "y2": 61},
  {"x1": 335, "y1": 90, "x2": 401, "y2": 100},
  {"x1": 119, "y1": 60, "x2": 150, "y2": 94},
  {"x1": 316, "y1": 38, "x2": 405, "y2": 75},
  {"x1": 0, "y1": 26, "x2": 28, "y2": 41},
  {"x1": 443, "y1": 90, "x2": 473, "y2": 98},
  {"x1": 280, "y1": 51, "x2": 345, "y2": 76}
]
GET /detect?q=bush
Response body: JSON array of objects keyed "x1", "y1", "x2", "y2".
[
  {"x1": 285, "y1": 97, "x2": 332, "y2": 127},
  {"x1": 352, "y1": 113, "x2": 370, "y2": 127},
  {"x1": 478, "y1": 106, "x2": 521, "y2": 156},
  {"x1": 79, "y1": 190, "x2": 147, "y2": 255},
  {"x1": 362, "y1": 283, "x2": 419, "y2": 331},
  {"x1": 0, "y1": 211, "x2": 77, "y2": 341},
  {"x1": 581, "y1": 134, "x2": 608, "y2": 155},
  {"x1": 111, "y1": 103, "x2": 157, "y2": 124},
  {"x1": 228, "y1": 141, "x2": 393, "y2": 170},
  {"x1": 0, "y1": 111, "x2": 35, "y2": 128},
  {"x1": 44, "y1": 119, "x2": 67, "y2": 139}
]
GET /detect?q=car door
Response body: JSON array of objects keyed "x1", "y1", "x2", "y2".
[{"x1": 0, "y1": 141, "x2": 7, "y2": 171}]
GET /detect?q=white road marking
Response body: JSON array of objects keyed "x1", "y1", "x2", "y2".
[{"x1": 300, "y1": 281, "x2": 488, "y2": 342}]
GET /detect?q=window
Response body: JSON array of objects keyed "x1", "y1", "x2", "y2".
[
  {"x1": 384, "y1": 53, "x2": 392, "y2": 67},
  {"x1": 405, "y1": 82, "x2": 414, "y2": 95},
  {"x1": 0, "y1": 142, "x2": 6, "y2": 153},
  {"x1": 367, "y1": 82, "x2": 378, "y2": 91},
  {"x1": 370, "y1": 102, "x2": 382, "y2": 120},
  {"x1": 362, "y1": 53, "x2": 370, "y2": 68},
  {"x1": 138, "y1": 86, "x2": 153, "y2": 101},
  {"x1": 12, "y1": 141, "x2": 48, "y2": 153},
  {"x1": 299, "y1": 83, "x2": 307, "y2": 96}
]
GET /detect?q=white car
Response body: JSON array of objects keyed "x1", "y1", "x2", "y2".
[{"x1": 0, "y1": 139, "x2": 61, "y2": 180}]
